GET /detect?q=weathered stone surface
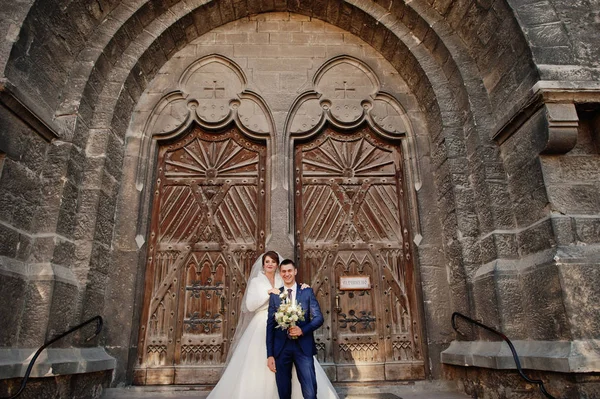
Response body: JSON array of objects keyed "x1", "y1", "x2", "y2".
[
  {"x1": 521, "y1": 263, "x2": 570, "y2": 340},
  {"x1": 0, "y1": 2, "x2": 599, "y2": 396},
  {"x1": 46, "y1": 280, "x2": 82, "y2": 343},
  {"x1": 0, "y1": 367, "x2": 112, "y2": 399},
  {"x1": 0, "y1": 269, "x2": 26, "y2": 346},
  {"x1": 17, "y1": 279, "x2": 53, "y2": 347},
  {"x1": 0, "y1": 223, "x2": 19, "y2": 258},
  {"x1": 558, "y1": 263, "x2": 600, "y2": 339}
]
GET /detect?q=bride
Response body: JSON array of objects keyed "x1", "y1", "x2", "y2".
[{"x1": 207, "y1": 251, "x2": 339, "y2": 399}]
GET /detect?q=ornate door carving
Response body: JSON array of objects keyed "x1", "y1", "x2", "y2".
[
  {"x1": 135, "y1": 126, "x2": 266, "y2": 384},
  {"x1": 295, "y1": 126, "x2": 424, "y2": 381}
]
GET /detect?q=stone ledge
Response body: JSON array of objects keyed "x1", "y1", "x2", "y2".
[
  {"x1": 441, "y1": 339, "x2": 600, "y2": 373},
  {"x1": 0, "y1": 79, "x2": 60, "y2": 142},
  {"x1": 0, "y1": 347, "x2": 116, "y2": 380},
  {"x1": 0, "y1": 256, "x2": 79, "y2": 286}
]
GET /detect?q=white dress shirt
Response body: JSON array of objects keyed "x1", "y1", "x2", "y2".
[{"x1": 284, "y1": 283, "x2": 297, "y2": 303}]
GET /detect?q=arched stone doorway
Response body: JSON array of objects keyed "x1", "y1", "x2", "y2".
[{"x1": 130, "y1": 15, "x2": 430, "y2": 385}]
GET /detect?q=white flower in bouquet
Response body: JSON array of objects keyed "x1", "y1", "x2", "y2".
[{"x1": 274, "y1": 294, "x2": 305, "y2": 334}]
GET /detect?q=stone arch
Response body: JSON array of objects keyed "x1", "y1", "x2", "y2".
[{"x1": 0, "y1": 0, "x2": 553, "y2": 389}]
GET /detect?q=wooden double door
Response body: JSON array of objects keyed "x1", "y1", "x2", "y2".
[{"x1": 135, "y1": 125, "x2": 424, "y2": 384}]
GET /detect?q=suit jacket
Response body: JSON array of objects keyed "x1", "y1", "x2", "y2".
[{"x1": 266, "y1": 283, "x2": 324, "y2": 358}]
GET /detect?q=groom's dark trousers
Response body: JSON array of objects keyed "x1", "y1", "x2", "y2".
[
  {"x1": 276, "y1": 339, "x2": 317, "y2": 399},
  {"x1": 267, "y1": 284, "x2": 324, "y2": 399}
]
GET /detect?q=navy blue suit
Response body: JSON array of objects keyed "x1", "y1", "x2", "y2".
[{"x1": 266, "y1": 283, "x2": 324, "y2": 399}]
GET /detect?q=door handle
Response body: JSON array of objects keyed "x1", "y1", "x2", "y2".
[{"x1": 334, "y1": 295, "x2": 341, "y2": 314}]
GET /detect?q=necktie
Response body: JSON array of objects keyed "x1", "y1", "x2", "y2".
[{"x1": 287, "y1": 288, "x2": 293, "y2": 302}]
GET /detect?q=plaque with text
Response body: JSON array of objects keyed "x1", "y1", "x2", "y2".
[{"x1": 339, "y1": 276, "x2": 371, "y2": 290}]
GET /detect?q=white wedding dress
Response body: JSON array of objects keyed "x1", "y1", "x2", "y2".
[{"x1": 207, "y1": 271, "x2": 339, "y2": 399}]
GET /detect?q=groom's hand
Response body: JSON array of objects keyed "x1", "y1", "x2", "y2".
[
  {"x1": 288, "y1": 326, "x2": 303, "y2": 337},
  {"x1": 267, "y1": 356, "x2": 276, "y2": 373}
]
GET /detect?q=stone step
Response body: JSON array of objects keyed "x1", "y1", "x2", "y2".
[{"x1": 101, "y1": 380, "x2": 470, "y2": 399}]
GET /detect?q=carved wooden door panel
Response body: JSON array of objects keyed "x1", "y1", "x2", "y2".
[
  {"x1": 295, "y1": 126, "x2": 424, "y2": 381},
  {"x1": 135, "y1": 126, "x2": 266, "y2": 385}
]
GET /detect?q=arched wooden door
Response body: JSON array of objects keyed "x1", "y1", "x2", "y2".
[
  {"x1": 294, "y1": 126, "x2": 425, "y2": 381},
  {"x1": 135, "y1": 125, "x2": 266, "y2": 385}
]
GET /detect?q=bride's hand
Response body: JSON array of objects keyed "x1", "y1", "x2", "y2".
[
  {"x1": 300, "y1": 283, "x2": 310, "y2": 289},
  {"x1": 268, "y1": 288, "x2": 280, "y2": 295}
]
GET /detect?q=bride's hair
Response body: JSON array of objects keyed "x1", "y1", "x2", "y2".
[{"x1": 262, "y1": 250, "x2": 280, "y2": 266}]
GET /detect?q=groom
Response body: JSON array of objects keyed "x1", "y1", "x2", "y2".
[{"x1": 266, "y1": 258, "x2": 324, "y2": 399}]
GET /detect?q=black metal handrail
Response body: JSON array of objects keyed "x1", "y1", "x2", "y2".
[
  {"x1": 2, "y1": 315, "x2": 103, "y2": 399},
  {"x1": 451, "y1": 312, "x2": 557, "y2": 399}
]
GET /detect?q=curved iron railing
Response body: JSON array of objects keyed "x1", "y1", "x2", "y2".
[
  {"x1": 2, "y1": 315, "x2": 103, "y2": 399},
  {"x1": 451, "y1": 312, "x2": 557, "y2": 399}
]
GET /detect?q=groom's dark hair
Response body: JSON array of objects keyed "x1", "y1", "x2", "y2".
[{"x1": 280, "y1": 258, "x2": 297, "y2": 269}]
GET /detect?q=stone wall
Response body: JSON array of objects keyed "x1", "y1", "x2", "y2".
[
  {"x1": 0, "y1": 1, "x2": 599, "y2": 398},
  {"x1": 0, "y1": 370, "x2": 111, "y2": 399}
]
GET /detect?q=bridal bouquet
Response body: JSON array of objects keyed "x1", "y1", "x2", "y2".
[{"x1": 274, "y1": 292, "x2": 305, "y2": 336}]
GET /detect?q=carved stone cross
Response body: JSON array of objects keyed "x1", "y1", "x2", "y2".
[
  {"x1": 203, "y1": 80, "x2": 225, "y2": 99},
  {"x1": 334, "y1": 81, "x2": 355, "y2": 99}
]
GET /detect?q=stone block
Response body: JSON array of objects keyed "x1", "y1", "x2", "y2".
[
  {"x1": 90, "y1": 243, "x2": 112, "y2": 276},
  {"x1": 51, "y1": 238, "x2": 77, "y2": 268},
  {"x1": 56, "y1": 181, "x2": 79, "y2": 239},
  {"x1": 507, "y1": 157, "x2": 544, "y2": 201},
  {"x1": 495, "y1": 269, "x2": 527, "y2": 338},
  {"x1": 415, "y1": 244, "x2": 445, "y2": 266},
  {"x1": 279, "y1": 72, "x2": 309, "y2": 92},
  {"x1": 416, "y1": 197, "x2": 445, "y2": 245},
  {"x1": 112, "y1": 93, "x2": 135, "y2": 141},
  {"x1": 46, "y1": 279, "x2": 82, "y2": 343},
  {"x1": 526, "y1": 21, "x2": 571, "y2": 47},
  {"x1": 472, "y1": 273, "x2": 501, "y2": 330},
  {"x1": 65, "y1": 144, "x2": 86, "y2": 187},
  {"x1": 547, "y1": 183, "x2": 600, "y2": 214},
  {"x1": 513, "y1": 186, "x2": 549, "y2": 228},
  {"x1": 0, "y1": 270, "x2": 26, "y2": 346},
  {"x1": 105, "y1": 132, "x2": 125, "y2": 182},
  {"x1": 442, "y1": 339, "x2": 600, "y2": 375},
  {"x1": 574, "y1": 217, "x2": 600, "y2": 244},
  {"x1": 104, "y1": 249, "x2": 144, "y2": 346},
  {"x1": 0, "y1": 348, "x2": 115, "y2": 382},
  {"x1": 247, "y1": 57, "x2": 314, "y2": 72},
  {"x1": 532, "y1": 45, "x2": 574, "y2": 65},
  {"x1": 419, "y1": 266, "x2": 454, "y2": 341},
  {"x1": 73, "y1": 189, "x2": 101, "y2": 242},
  {"x1": 462, "y1": 236, "x2": 482, "y2": 267},
  {"x1": 493, "y1": 233, "x2": 518, "y2": 259},
  {"x1": 81, "y1": 269, "x2": 109, "y2": 318},
  {"x1": 94, "y1": 192, "x2": 117, "y2": 247},
  {"x1": 517, "y1": 1, "x2": 560, "y2": 25},
  {"x1": 479, "y1": 234, "x2": 497, "y2": 264},
  {"x1": 430, "y1": 138, "x2": 448, "y2": 170},
  {"x1": 436, "y1": 184, "x2": 455, "y2": 215},
  {"x1": 560, "y1": 156, "x2": 600, "y2": 182},
  {"x1": 521, "y1": 263, "x2": 570, "y2": 340},
  {"x1": 0, "y1": 223, "x2": 19, "y2": 258},
  {"x1": 11, "y1": 197, "x2": 37, "y2": 233},
  {"x1": 457, "y1": 213, "x2": 480, "y2": 239},
  {"x1": 517, "y1": 218, "x2": 555, "y2": 256},
  {"x1": 551, "y1": 215, "x2": 576, "y2": 246},
  {"x1": 557, "y1": 263, "x2": 600, "y2": 339},
  {"x1": 0, "y1": 187, "x2": 13, "y2": 225},
  {"x1": 0, "y1": 159, "x2": 39, "y2": 204},
  {"x1": 18, "y1": 279, "x2": 53, "y2": 347}
]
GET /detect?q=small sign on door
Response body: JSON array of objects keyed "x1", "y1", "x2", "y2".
[{"x1": 339, "y1": 275, "x2": 371, "y2": 290}]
